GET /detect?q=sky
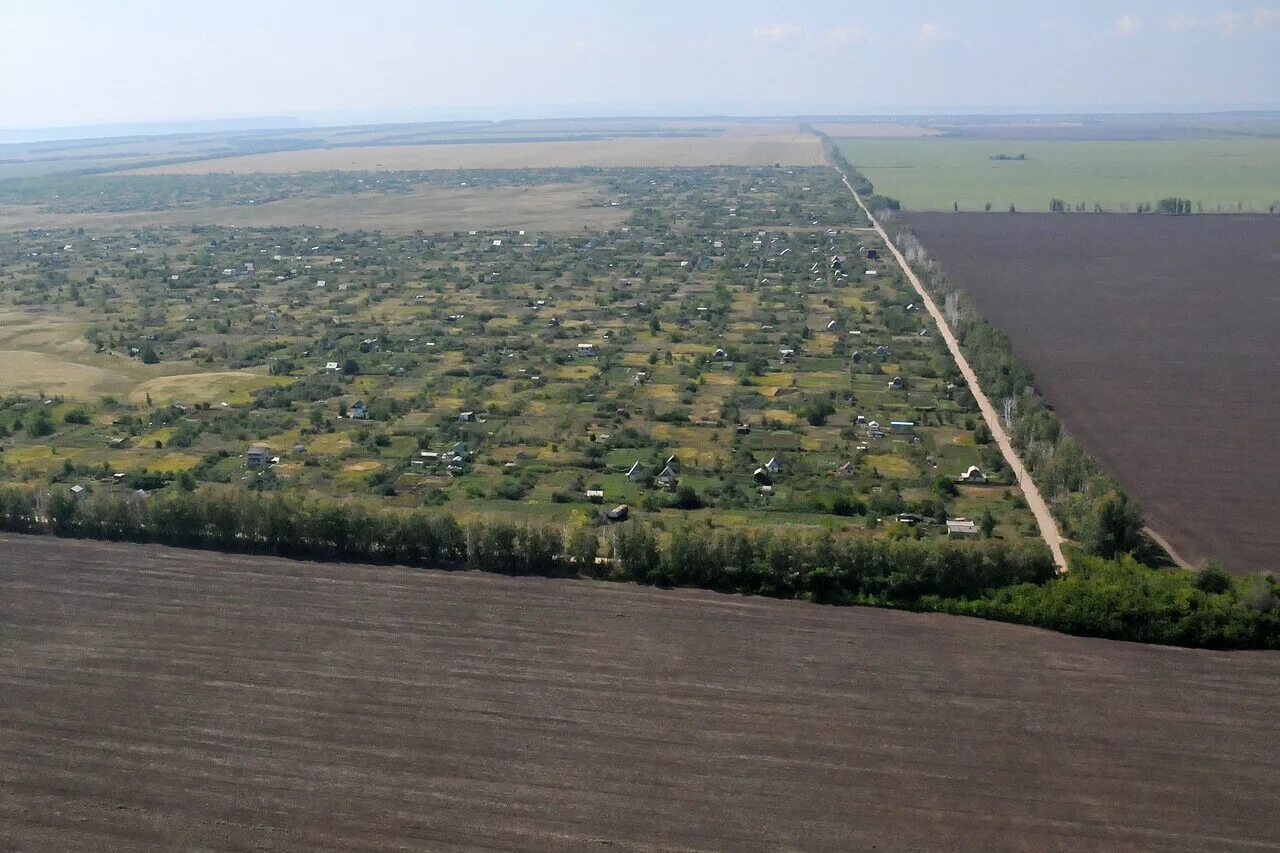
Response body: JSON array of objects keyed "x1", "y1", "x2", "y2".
[{"x1": 3, "y1": 0, "x2": 1279, "y2": 129}]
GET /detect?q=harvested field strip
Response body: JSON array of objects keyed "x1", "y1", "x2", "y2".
[
  {"x1": 2, "y1": 535, "x2": 1279, "y2": 851},
  {"x1": 122, "y1": 137, "x2": 827, "y2": 174},
  {"x1": 907, "y1": 212, "x2": 1280, "y2": 573}
]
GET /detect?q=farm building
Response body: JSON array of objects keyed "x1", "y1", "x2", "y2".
[
  {"x1": 607, "y1": 505, "x2": 630, "y2": 522},
  {"x1": 585, "y1": 489, "x2": 605, "y2": 502},
  {"x1": 835, "y1": 461, "x2": 857, "y2": 477},
  {"x1": 947, "y1": 518, "x2": 980, "y2": 536},
  {"x1": 246, "y1": 444, "x2": 271, "y2": 467}
]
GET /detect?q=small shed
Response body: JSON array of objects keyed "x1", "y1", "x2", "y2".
[{"x1": 607, "y1": 504, "x2": 630, "y2": 522}]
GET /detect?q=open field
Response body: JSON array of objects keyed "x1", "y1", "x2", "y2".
[
  {"x1": 125, "y1": 136, "x2": 827, "y2": 174},
  {"x1": 906, "y1": 212, "x2": 1280, "y2": 572},
  {"x1": 2, "y1": 534, "x2": 1279, "y2": 851},
  {"x1": 0, "y1": 181, "x2": 625, "y2": 234},
  {"x1": 814, "y1": 122, "x2": 942, "y2": 138},
  {"x1": 840, "y1": 138, "x2": 1280, "y2": 212}
]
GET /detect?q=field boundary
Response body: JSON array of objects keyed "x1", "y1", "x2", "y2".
[{"x1": 835, "y1": 170, "x2": 1068, "y2": 571}]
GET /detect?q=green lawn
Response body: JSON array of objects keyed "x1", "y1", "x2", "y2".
[{"x1": 838, "y1": 138, "x2": 1280, "y2": 213}]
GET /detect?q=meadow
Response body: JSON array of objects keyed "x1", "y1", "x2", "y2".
[{"x1": 838, "y1": 137, "x2": 1280, "y2": 212}]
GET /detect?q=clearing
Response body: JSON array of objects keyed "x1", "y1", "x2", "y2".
[
  {"x1": 906, "y1": 212, "x2": 1280, "y2": 573},
  {"x1": 1, "y1": 535, "x2": 1278, "y2": 851}
]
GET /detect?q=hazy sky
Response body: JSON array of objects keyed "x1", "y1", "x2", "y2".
[{"x1": 4, "y1": 0, "x2": 1279, "y2": 128}]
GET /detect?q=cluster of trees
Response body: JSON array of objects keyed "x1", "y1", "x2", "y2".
[
  {"x1": 1, "y1": 483, "x2": 1274, "y2": 647},
  {"x1": 935, "y1": 555, "x2": 1280, "y2": 649}
]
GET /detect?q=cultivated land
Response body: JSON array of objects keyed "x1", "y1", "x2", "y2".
[
  {"x1": 3, "y1": 535, "x2": 1279, "y2": 851},
  {"x1": 905, "y1": 212, "x2": 1280, "y2": 573},
  {"x1": 0, "y1": 182, "x2": 626, "y2": 234},
  {"x1": 0, "y1": 165, "x2": 1039, "y2": 543},
  {"x1": 126, "y1": 136, "x2": 827, "y2": 174},
  {"x1": 839, "y1": 138, "x2": 1280, "y2": 212}
]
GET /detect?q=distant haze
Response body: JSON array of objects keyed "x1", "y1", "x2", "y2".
[{"x1": 4, "y1": 0, "x2": 1279, "y2": 132}]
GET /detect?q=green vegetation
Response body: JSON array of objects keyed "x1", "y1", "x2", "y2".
[
  {"x1": 838, "y1": 138, "x2": 1280, "y2": 212},
  {"x1": 0, "y1": 165, "x2": 1041, "y2": 545},
  {"x1": 1, "y1": 484, "x2": 1274, "y2": 648}
]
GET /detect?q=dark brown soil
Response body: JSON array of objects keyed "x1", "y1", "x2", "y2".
[
  {"x1": 906, "y1": 212, "x2": 1280, "y2": 573},
  {"x1": 2, "y1": 535, "x2": 1279, "y2": 851}
]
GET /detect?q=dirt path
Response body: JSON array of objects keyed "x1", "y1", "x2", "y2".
[{"x1": 836, "y1": 172, "x2": 1068, "y2": 571}]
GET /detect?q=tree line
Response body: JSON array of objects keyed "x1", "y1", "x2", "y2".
[{"x1": 1, "y1": 484, "x2": 1276, "y2": 648}]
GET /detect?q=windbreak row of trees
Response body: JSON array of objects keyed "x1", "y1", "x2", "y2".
[
  {"x1": 3, "y1": 483, "x2": 1275, "y2": 647},
  {"x1": 0, "y1": 485, "x2": 1053, "y2": 602}
]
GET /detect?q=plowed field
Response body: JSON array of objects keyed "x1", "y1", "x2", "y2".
[
  {"x1": 3, "y1": 535, "x2": 1279, "y2": 850},
  {"x1": 907, "y1": 213, "x2": 1280, "y2": 572}
]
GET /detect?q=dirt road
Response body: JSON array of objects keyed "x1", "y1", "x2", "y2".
[{"x1": 837, "y1": 172, "x2": 1068, "y2": 570}]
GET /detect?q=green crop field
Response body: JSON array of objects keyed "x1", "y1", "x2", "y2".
[{"x1": 838, "y1": 138, "x2": 1280, "y2": 213}]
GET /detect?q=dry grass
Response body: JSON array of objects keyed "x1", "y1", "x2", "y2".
[
  {"x1": 0, "y1": 183, "x2": 627, "y2": 234},
  {"x1": 0, "y1": 351, "x2": 134, "y2": 397},
  {"x1": 123, "y1": 137, "x2": 827, "y2": 175},
  {"x1": 128, "y1": 372, "x2": 291, "y2": 405}
]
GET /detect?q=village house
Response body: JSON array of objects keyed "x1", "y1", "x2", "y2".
[
  {"x1": 887, "y1": 376, "x2": 906, "y2": 391},
  {"x1": 348, "y1": 401, "x2": 370, "y2": 420},
  {"x1": 246, "y1": 444, "x2": 271, "y2": 467},
  {"x1": 626, "y1": 461, "x2": 646, "y2": 482},
  {"x1": 656, "y1": 466, "x2": 678, "y2": 489},
  {"x1": 957, "y1": 465, "x2": 988, "y2": 485}
]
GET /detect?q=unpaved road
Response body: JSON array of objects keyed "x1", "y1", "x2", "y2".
[
  {"x1": 3, "y1": 534, "x2": 1280, "y2": 850},
  {"x1": 838, "y1": 172, "x2": 1068, "y2": 570}
]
